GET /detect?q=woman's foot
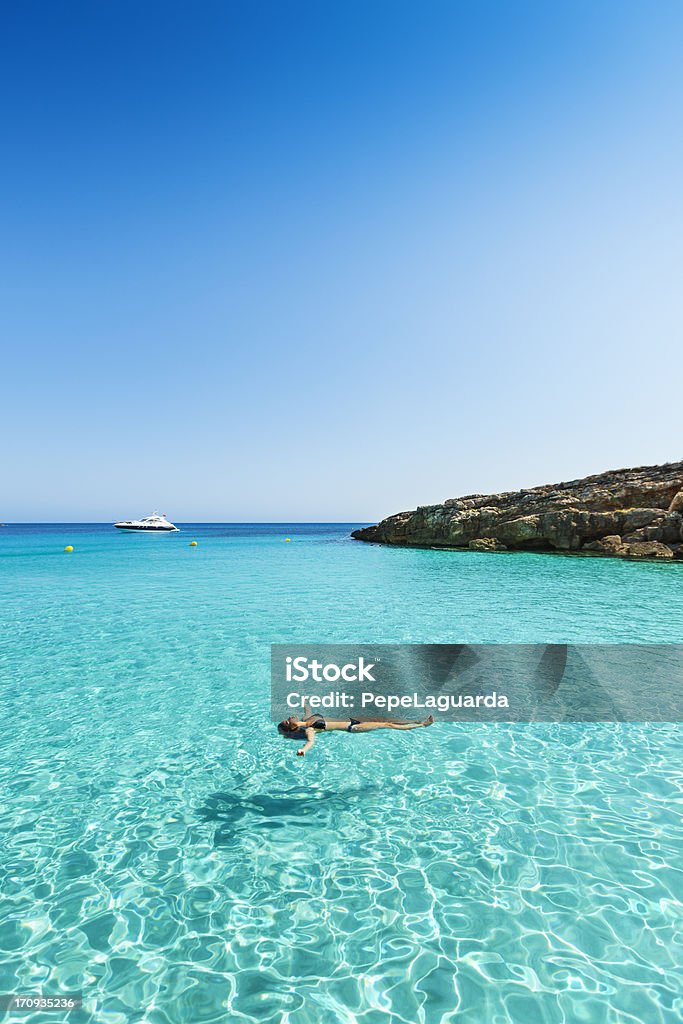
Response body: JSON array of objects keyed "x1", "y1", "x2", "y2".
[{"x1": 423, "y1": 715, "x2": 434, "y2": 726}]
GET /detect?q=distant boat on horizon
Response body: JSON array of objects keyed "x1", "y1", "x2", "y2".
[{"x1": 113, "y1": 513, "x2": 179, "y2": 532}]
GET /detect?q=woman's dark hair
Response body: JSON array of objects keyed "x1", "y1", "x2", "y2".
[{"x1": 277, "y1": 717, "x2": 299, "y2": 736}]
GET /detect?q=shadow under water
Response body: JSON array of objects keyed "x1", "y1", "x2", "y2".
[{"x1": 197, "y1": 777, "x2": 390, "y2": 846}]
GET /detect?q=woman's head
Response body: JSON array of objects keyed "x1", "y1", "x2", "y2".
[{"x1": 277, "y1": 716, "x2": 300, "y2": 737}]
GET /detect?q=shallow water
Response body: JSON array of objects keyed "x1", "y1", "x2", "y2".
[{"x1": 1, "y1": 524, "x2": 682, "y2": 1023}]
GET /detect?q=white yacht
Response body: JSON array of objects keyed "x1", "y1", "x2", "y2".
[{"x1": 113, "y1": 513, "x2": 179, "y2": 532}]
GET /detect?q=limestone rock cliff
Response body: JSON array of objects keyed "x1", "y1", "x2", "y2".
[{"x1": 352, "y1": 461, "x2": 683, "y2": 561}]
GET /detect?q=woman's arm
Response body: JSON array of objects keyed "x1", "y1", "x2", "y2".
[{"x1": 297, "y1": 727, "x2": 316, "y2": 756}]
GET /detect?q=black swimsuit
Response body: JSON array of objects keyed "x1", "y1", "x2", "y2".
[{"x1": 306, "y1": 716, "x2": 360, "y2": 732}]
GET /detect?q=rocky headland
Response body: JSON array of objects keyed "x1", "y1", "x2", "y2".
[{"x1": 352, "y1": 461, "x2": 683, "y2": 560}]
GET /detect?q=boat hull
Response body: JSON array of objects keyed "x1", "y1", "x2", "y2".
[{"x1": 114, "y1": 525, "x2": 179, "y2": 532}]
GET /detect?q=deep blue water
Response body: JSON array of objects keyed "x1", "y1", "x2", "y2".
[{"x1": 1, "y1": 524, "x2": 681, "y2": 1023}]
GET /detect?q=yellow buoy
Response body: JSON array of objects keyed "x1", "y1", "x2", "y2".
[
  {"x1": 285, "y1": 538, "x2": 291, "y2": 542},
  {"x1": 64, "y1": 545, "x2": 73, "y2": 553},
  {"x1": 189, "y1": 541, "x2": 198, "y2": 547}
]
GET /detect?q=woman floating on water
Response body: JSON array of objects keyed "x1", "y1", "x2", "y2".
[{"x1": 277, "y1": 708, "x2": 433, "y2": 756}]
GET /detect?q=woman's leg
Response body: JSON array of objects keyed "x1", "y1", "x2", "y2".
[{"x1": 351, "y1": 716, "x2": 433, "y2": 732}]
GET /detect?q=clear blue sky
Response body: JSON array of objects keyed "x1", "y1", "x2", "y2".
[{"x1": 2, "y1": 1, "x2": 682, "y2": 521}]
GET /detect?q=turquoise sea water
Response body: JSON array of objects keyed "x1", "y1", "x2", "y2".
[{"x1": 1, "y1": 523, "x2": 682, "y2": 1024}]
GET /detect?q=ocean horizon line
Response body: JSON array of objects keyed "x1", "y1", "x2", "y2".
[{"x1": 0, "y1": 520, "x2": 372, "y2": 526}]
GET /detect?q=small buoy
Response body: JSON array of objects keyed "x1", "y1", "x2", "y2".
[
  {"x1": 64, "y1": 545, "x2": 73, "y2": 553},
  {"x1": 285, "y1": 538, "x2": 291, "y2": 542},
  {"x1": 189, "y1": 541, "x2": 198, "y2": 547}
]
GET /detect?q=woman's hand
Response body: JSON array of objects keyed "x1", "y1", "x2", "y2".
[{"x1": 297, "y1": 728, "x2": 316, "y2": 757}]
